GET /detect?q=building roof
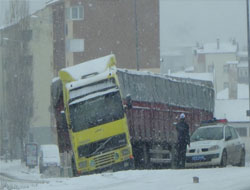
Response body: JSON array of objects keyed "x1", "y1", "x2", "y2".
[
  {"x1": 215, "y1": 99, "x2": 249, "y2": 122},
  {"x1": 226, "y1": 61, "x2": 239, "y2": 65},
  {"x1": 238, "y1": 61, "x2": 248, "y2": 68},
  {"x1": 215, "y1": 84, "x2": 249, "y2": 122},
  {"x1": 237, "y1": 51, "x2": 248, "y2": 57},
  {"x1": 196, "y1": 42, "x2": 238, "y2": 54},
  {"x1": 46, "y1": 0, "x2": 62, "y2": 6},
  {"x1": 217, "y1": 84, "x2": 249, "y2": 99}
]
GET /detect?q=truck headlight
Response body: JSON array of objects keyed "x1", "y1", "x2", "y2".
[
  {"x1": 78, "y1": 160, "x2": 87, "y2": 169},
  {"x1": 208, "y1": 145, "x2": 220, "y2": 151},
  {"x1": 114, "y1": 152, "x2": 119, "y2": 160}
]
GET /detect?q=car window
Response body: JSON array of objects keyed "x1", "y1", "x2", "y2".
[
  {"x1": 225, "y1": 126, "x2": 232, "y2": 140},
  {"x1": 235, "y1": 127, "x2": 247, "y2": 137},
  {"x1": 190, "y1": 126, "x2": 223, "y2": 142},
  {"x1": 229, "y1": 127, "x2": 238, "y2": 139}
]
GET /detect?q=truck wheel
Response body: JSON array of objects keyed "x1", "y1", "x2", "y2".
[
  {"x1": 170, "y1": 145, "x2": 178, "y2": 169},
  {"x1": 71, "y1": 158, "x2": 77, "y2": 177},
  {"x1": 238, "y1": 150, "x2": 245, "y2": 167},
  {"x1": 220, "y1": 150, "x2": 227, "y2": 167}
]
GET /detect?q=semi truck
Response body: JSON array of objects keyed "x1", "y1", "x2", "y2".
[
  {"x1": 52, "y1": 55, "x2": 134, "y2": 176},
  {"x1": 51, "y1": 54, "x2": 214, "y2": 175}
]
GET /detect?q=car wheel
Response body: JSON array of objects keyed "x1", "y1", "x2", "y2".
[
  {"x1": 220, "y1": 150, "x2": 227, "y2": 167},
  {"x1": 238, "y1": 150, "x2": 245, "y2": 167}
]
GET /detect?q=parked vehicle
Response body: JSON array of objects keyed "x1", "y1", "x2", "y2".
[
  {"x1": 39, "y1": 144, "x2": 61, "y2": 174},
  {"x1": 51, "y1": 54, "x2": 215, "y2": 175},
  {"x1": 186, "y1": 121, "x2": 245, "y2": 168}
]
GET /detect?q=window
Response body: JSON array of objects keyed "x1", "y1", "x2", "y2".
[
  {"x1": 208, "y1": 65, "x2": 214, "y2": 73},
  {"x1": 225, "y1": 126, "x2": 232, "y2": 140},
  {"x1": 66, "y1": 39, "x2": 84, "y2": 52},
  {"x1": 66, "y1": 6, "x2": 84, "y2": 20},
  {"x1": 235, "y1": 127, "x2": 247, "y2": 137},
  {"x1": 223, "y1": 65, "x2": 229, "y2": 73},
  {"x1": 223, "y1": 82, "x2": 229, "y2": 89},
  {"x1": 229, "y1": 127, "x2": 238, "y2": 139}
]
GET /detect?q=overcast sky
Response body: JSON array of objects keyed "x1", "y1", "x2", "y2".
[{"x1": 0, "y1": 0, "x2": 248, "y2": 52}]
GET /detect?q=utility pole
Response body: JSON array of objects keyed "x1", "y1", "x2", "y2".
[
  {"x1": 134, "y1": 0, "x2": 139, "y2": 71},
  {"x1": 247, "y1": 0, "x2": 250, "y2": 117}
]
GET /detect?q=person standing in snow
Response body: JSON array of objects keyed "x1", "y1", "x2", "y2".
[{"x1": 175, "y1": 113, "x2": 190, "y2": 169}]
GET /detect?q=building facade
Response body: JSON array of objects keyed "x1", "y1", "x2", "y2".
[
  {"x1": 193, "y1": 39, "x2": 238, "y2": 93},
  {"x1": 52, "y1": 0, "x2": 160, "y2": 72}
]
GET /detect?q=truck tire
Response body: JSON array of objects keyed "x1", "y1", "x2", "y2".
[
  {"x1": 170, "y1": 145, "x2": 178, "y2": 169},
  {"x1": 71, "y1": 158, "x2": 77, "y2": 177}
]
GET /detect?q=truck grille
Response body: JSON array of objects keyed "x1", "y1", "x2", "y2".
[{"x1": 94, "y1": 152, "x2": 115, "y2": 169}]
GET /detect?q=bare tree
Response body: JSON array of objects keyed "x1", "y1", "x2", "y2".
[{"x1": 2, "y1": 0, "x2": 33, "y2": 160}]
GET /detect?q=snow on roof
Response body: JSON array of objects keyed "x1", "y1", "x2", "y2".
[
  {"x1": 184, "y1": 66, "x2": 194, "y2": 72},
  {"x1": 215, "y1": 99, "x2": 249, "y2": 122},
  {"x1": 237, "y1": 51, "x2": 248, "y2": 57},
  {"x1": 226, "y1": 61, "x2": 239, "y2": 65},
  {"x1": 217, "y1": 84, "x2": 249, "y2": 99},
  {"x1": 163, "y1": 51, "x2": 183, "y2": 57},
  {"x1": 40, "y1": 144, "x2": 60, "y2": 164},
  {"x1": 61, "y1": 54, "x2": 116, "y2": 81},
  {"x1": 46, "y1": 0, "x2": 61, "y2": 6},
  {"x1": 196, "y1": 42, "x2": 237, "y2": 54},
  {"x1": 238, "y1": 61, "x2": 248, "y2": 68},
  {"x1": 169, "y1": 71, "x2": 214, "y2": 82}
]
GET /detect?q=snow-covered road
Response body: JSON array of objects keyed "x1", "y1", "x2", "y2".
[{"x1": 0, "y1": 160, "x2": 250, "y2": 190}]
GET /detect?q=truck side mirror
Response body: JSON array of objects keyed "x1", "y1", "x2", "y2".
[{"x1": 125, "y1": 94, "x2": 132, "y2": 110}]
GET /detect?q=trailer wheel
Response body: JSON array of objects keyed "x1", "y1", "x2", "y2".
[{"x1": 170, "y1": 145, "x2": 178, "y2": 169}]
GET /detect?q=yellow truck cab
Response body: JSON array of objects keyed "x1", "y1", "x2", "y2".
[{"x1": 59, "y1": 54, "x2": 134, "y2": 175}]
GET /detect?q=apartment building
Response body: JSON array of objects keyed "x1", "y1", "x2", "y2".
[
  {"x1": 50, "y1": 0, "x2": 160, "y2": 72},
  {"x1": 193, "y1": 39, "x2": 238, "y2": 93}
]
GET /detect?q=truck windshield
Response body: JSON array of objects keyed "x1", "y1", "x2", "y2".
[
  {"x1": 69, "y1": 91, "x2": 124, "y2": 132},
  {"x1": 190, "y1": 127, "x2": 223, "y2": 142}
]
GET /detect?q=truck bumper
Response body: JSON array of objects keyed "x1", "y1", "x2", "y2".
[{"x1": 80, "y1": 158, "x2": 134, "y2": 175}]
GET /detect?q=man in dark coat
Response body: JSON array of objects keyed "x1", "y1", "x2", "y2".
[{"x1": 176, "y1": 113, "x2": 190, "y2": 169}]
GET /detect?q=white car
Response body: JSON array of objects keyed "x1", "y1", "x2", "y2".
[
  {"x1": 185, "y1": 123, "x2": 245, "y2": 168},
  {"x1": 39, "y1": 144, "x2": 61, "y2": 174}
]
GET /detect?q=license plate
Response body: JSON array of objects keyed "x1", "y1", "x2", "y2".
[{"x1": 192, "y1": 155, "x2": 205, "y2": 161}]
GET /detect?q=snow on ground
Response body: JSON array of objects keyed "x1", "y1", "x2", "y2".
[{"x1": 1, "y1": 160, "x2": 250, "y2": 190}]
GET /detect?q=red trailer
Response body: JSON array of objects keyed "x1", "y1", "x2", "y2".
[
  {"x1": 117, "y1": 69, "x2": 214, "y2": 168},
  {"x1": 51, "y1": 68, "x2": 214, "y2": 170}
]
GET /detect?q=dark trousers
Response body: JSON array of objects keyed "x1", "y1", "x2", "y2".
[{"x1": 176, "y1": 143, "x2": 187, "y2": 169}]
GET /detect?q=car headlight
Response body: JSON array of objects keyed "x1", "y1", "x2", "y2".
[
  {"x1": 78, "y1": 160, "x2": 88, "y2": 169},
  {"x1": 208, "y1": 145, "x2": 220, "y2": 151}
]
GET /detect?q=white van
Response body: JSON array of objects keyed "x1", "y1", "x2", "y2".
[{"x1": 39, "y1": 144, "x2": 60, "y2": 175}]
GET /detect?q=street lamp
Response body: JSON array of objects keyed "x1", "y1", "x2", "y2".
[
  {"x1": 134, "y1": 0, "x2": 139, "y2": 71},
  {"x1": 246, "y1": 0, "x2": 250, "y2": 117}
]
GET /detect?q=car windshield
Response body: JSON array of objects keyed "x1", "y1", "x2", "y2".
[
  {"x1": 190, "y1": 126, "x2": 224, "y2": 142},
  {"x1": 69, "y1": 91, "x2": 124, "y2": 132}
]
